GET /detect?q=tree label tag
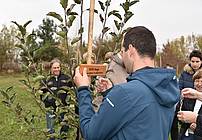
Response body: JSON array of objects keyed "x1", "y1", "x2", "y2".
[{"x1": 79, "y1": 64, "x2": 107, "y2": 76}]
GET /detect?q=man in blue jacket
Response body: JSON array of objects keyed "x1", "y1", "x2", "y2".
[{"x1": 73, "y1": 26, "x2": 180, "y2": 140}]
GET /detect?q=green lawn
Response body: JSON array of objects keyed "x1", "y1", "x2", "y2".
[{"x1": 0, "y1": 74, "x2": 46, "y2": 140}]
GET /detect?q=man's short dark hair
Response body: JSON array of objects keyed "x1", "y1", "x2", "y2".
[
  {"x1": 189, "y1": 50, "x2": 202, "y2": 60},
  {"x1": 123, "y1": 26, "x2": 156, "y2": 58}
]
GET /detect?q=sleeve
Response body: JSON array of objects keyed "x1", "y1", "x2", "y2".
[
  {"x1": 65, "y1": 74, "x2": 73, "y2": 87},
  {"x1": 195, "y1": 115, "x2": 202, "y2": 137},
  {"x1": 77, "y1": 85, "x2": 136, "y2": 140}
]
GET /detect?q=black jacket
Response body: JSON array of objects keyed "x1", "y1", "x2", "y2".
[
  {"x1": 195, "y1": 115, "x2": 202, "y2": 137},
  {"x1": 41, "y1": 73, "x2": 72, "y2": 109},
  {"x1": 180, "y1": 99, "x2": 202, "y2": 140}
]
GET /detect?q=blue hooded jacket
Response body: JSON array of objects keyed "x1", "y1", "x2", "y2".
[{"x1": 77, "y1": 68, "x2": 180, "y2": 140}]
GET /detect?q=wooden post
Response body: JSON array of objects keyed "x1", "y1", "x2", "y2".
[{"x1": 87, "y1": 0, "x2": 95, "y2": 64}]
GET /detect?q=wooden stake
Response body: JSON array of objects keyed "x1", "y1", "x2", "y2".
[{"x1": 87, "y1": 0, "x2": 95, "y2": 64}]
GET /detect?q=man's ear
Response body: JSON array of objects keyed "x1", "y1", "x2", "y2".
[{"x1": 128, "y1": 44, "x2": 136, "y2": 56}]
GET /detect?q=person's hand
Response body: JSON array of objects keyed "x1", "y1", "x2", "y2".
[
  {"x1": 181, "y1": 88, "x2": 198, "y2": 99},
  {"x1": 95, "y1": 77, "x2": 113, "y2": 93},
  {"x1": 177, "y1": 111, "x2": 197, "y2": 123},
  {"x1": 73, "y1": 67, "x2": 90, "y2": 88},
  {"x1": 189, "y1": 123, "x2": 196, "y2": 131}
]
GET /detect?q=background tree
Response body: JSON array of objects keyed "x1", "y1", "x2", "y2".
[
  {"x1": 36, "y1": 18, "x2": 57, "y2": 46},
  {"x1": 192, "y1": 35, "x2": 202, "y2": 50},
  {"x1": 156, "y1": 35, "x2": 202, "y2": 75},
  {"x1": 35, "y1": 18, "x2": 65, "y2": 62},
  {"x1": 0, "y1": 25, "x2": 19, "y2": 72}
]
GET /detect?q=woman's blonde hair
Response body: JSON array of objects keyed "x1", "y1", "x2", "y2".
[{"x1": 50, "y1": 58, "x2": 61, "y2": 68}]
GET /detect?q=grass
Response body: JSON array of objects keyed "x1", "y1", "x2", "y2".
[{"x1": 0, "y1": 74, "x2": 46, "y2": 140}]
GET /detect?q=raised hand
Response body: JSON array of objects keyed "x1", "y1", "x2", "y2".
[
  {"x1": 177, "y1": 111, "x2": 197, "y2": 123},
  {"x1": 95, "y1": 77, "x2": 113, "y2": 93},
  {"x1": 73, "y1": 67, "x2": 91, "y2": 88},
  {"x1": 181, "y1": 88, "x2": 198, "y2": 99}
]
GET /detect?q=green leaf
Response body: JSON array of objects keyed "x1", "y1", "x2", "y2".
[
  {"x1": 15, "y1": 44, "x2": 26, "y2": 52},
  {"x1": 108, "y1": 10, "x2": 122, "y2": 20},
  {"x1": 108, "y1": 10, "x2": 118, "y2": 17},
  {"x1": 98, "y1": 1, "x2": 105, "y2": 12},
  {"x1": 102, "y1": 27, "x2": 110, "y2": 35},
  {"x1": 69, "y1": 12, "x2": 78, "y2": 16},
  {"x1": 11, "y1": 21, "x2": 26, "y2": 37},
  {"x1": 41, "y1": 92, "x2": 50, "y2": 101},
  {"x1": 23, "y1": 20, "x2": 32, "y2": 28},
  {"x1": 0, "y1": 90, "x2": 9, "y2": 100},
  {"x1": 57, "y1": 31, "x2": 66, "y2": 38},
  {"x1": 6, "y1": 86, "x2": 13, "y2": 93},
  {"x1": 47, "y1": 12, "x2": 63, "y2": 22},
  {"x1": 78, "y1": 27, "x2": 84, "y2": 34},
  {"x1": 60, "y1": 86, "x2": 71, "y2": 91},
  {"x1": 105, "y1": 0, "x2": 111, "y2": 7},
  {"x1": 130, "y1": 0, "x2": 139, "y2": 6},
  {"x1": 19, "y1": 79, "x2": 32, "y2": 89},
  {"x1": 10, "y1": 93, "x2": 16, "y2": 104},
  {"x1": 124, "y1": 11, "x2": 134, "y2": 23},
  {"x1": 60, "y1": 0, "x2": 68, "y2": 9},
  {"x1": 26, "y1": 33, "x2": 36, "y2": 44},
  {"x1": 122, "y1": 27, "x2": 131, "y2": 34},
  {"x1": 99, "y1": 14, "x2": 104, "y2": 23},
  {"x1": 74, "y1": 0, "x2": 81, "y2": 4},
  {"x1": 114, "y1": 20, "x2": 120, "y2": 30},
  {"x1": 2, "y1": 101, "x2": 10, "y2": 107},
  {"x1": 120, "y1": 1, "x2": 129, "y2": 12},
  {"x1": 71, "y1": 37, "x2": 81, "y2": 45},
  {"x1": 67, "y1": 15, "x2": 76, "y2": 28},
  {"x1": 33, "y1": 75, "x2": 45, "y2": 83},
  {"x1": 109, "y1": 32, "x2": 117, "y2": 37},
  {"x1": 66, "y1": 4, "x2": 76, "y2": 15}
]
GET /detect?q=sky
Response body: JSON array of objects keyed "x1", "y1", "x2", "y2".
[{"x1": 1, "y1": 0, "x2": 202, "y2": 49}]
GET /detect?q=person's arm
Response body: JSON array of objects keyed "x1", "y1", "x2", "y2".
[
  {"x1": 77, "y1": 85, "x2": 138, "y2": 140},
  {"x1": 74, "y1": 67, "x2": 140, "y2": 140},
  {"x1": 177, "y1": 111, "x2": 197, "y2": 123},
  {"x1": 95, "y1": 77, "x2": 113, "y2": 94},
  {"x1": 181, "y1": 88, "x2": 202, "y2": 101}
]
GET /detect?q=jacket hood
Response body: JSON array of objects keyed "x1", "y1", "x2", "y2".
[
  {"x1": 127, "y1": 68, "x2": 180, "y2": 107},
  {"x1": 183, "y1": 64, "x2": 195, "y2": 74}
]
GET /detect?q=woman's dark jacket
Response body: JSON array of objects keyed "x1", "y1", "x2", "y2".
[
  {"x1": 196, "y1": 115, "x2": 202, "y2": 137},
  {"x1": 40, "y1": 73, "x2": 72, "y2": 109}
]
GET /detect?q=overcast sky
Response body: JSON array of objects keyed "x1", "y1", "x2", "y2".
[{"x1": 1, "y1": 0, "x2": 202, "y2": 48}]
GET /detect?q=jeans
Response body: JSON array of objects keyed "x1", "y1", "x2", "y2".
[
  {"x1": 46, "y1": 111, "x2": 56, "y2": 140},
  {"x1": 46, "y1": 111, "x2": 69, "y2": 140}
]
